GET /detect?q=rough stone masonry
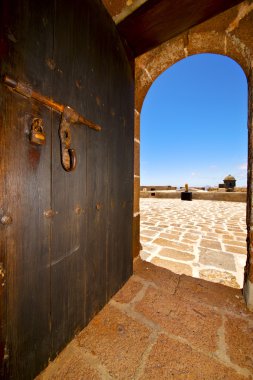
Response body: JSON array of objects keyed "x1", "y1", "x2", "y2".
[{"x1": 134, "y1": 1, "x2": 253, "y2": 310}]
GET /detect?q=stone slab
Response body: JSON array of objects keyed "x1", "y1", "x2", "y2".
[
  {"x1": 225, "y1": 316, "x2": 253, "y2": 373},
  {"x1": 77, "y1": 304, "x2": 151, "y2": 379},
  {"x1": 159, "y1": 247, "x2": 195, "y2": 261},
  {"x1": 151, "y1": 257, "x2": 192, "y2": 276},
  {"x1": 199, "y1": 269, "x2": 240, "y2": 288},
  {"x1": 136, "y1": 286, "x2": 221, "y2": 352},
  {"x1": 140, "y1": 334, "x2": 247, "y2": 380},
  {"x1": 199, "y1": 248, "x2": 236, "y2": 271}
]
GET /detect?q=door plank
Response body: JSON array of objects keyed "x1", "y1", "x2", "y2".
[
  {"x1": 106, "y1": 60, "x2": 134, "y2": 299},
  {"x1": 50, "y1": 110, "x2": 87, "y2": 356},
  {"x1": 0, "y1": 0, "x2": 54, "y2": 378},
  {"x1": 50, "y1": 0, "x2": 88, "y2": 354},
  {"x1": 0, "y1": 0, "x2": 134, "y2": 378},
  {"x1": 2, "y1": 93, "x2": 52, "y2": 380}
]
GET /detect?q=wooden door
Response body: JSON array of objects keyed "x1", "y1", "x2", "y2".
[{"x1": 0, "y1": 0, "x2": 134, "y2": 379}]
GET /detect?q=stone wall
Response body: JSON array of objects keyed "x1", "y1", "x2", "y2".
[
  {"x1": 102, "y1": 0, "x2": 148, "y2": 23},
  {"x1": 140, "y1": 191, "x2": 247, "y2": 202},
  {"x1": 134, "y1": 1, "x2": 253, "y2": 309},
  {"x1": 140, "y1": 186, "x2": 177, "y2": 191}
]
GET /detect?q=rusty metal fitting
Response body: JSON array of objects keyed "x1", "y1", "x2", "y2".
[
  {"x1": 63, "y1": 106, "x2": 79, "y2": 123},
  {"x1": 74, "y1": 206, "x2": 83, "y2": 215},
  {"x1": 3, "y1": 74, "x2": 32, "y2": 97},
  {"x1": 96, "y1": 203, "x2": 102, "y2": 211},
  {"x1": 0, "y1": 215, "x2": 13, "y2": 225},
  {"x1": 43, "y1": 209, "x2": 58, "y2": 218}
]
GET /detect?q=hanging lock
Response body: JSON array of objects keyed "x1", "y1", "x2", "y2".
[{"x1": 30, "y1": 118, "x2": 46, "y2": 145}]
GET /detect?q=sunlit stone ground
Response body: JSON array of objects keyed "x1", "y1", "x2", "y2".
[
  {"x1": 140, "y1": 198, "x2": 247, "y2": 288},
  {"x1": 37, "y1": 199, "x2": 252, "y2": 380}
]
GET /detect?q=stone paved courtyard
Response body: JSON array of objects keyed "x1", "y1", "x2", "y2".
[
  {"x1": 140, "y1": 199, "x2": 247, "y2": 288},
  {"x1": 36, "y1": 199, "x2": 253, "y2": 380},
  {"x1": 37, "y1": 258, "x2": 253, "y2": 379}
]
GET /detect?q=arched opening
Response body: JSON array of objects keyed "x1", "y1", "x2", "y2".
[{"x1": 140, "y1": 53, "x2": 248, "y2": 289}]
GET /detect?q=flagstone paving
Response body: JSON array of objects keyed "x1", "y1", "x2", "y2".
[
  {"x1": 37, "y1": 259, "x2": 253, "y2": 380},
  {"x1": 140, "y1": 198, "x2": 247, "y2": 288},
  {"x1": 36, "y1": 199, "x2": 252, "y2": 380}
]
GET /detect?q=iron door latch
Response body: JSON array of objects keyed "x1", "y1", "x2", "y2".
[{"x1": 3, "y1": 74, "x2": 102, "y2": 172}]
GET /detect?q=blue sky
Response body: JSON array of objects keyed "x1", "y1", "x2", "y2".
[{"x1": 140, "y1": 53, "x2": 248, "y2": 187}]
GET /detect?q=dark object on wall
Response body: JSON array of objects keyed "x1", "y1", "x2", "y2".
[
  {"x1": 219, "y1": 183, "x2": 225, "y2": 188},
  {"x1": 181, "y1": 192, "x2": 192, "y2": 201},
  {"x1": 223, "y1": 175, "x2": 236, "y2": 192},
  {"x1": 0, "y1": 0, "x2": 134, "y2": 378}
]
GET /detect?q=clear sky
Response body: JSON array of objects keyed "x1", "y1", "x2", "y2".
[{"x1": 140, "y1": 53, "x2": 248, "y2": 187}]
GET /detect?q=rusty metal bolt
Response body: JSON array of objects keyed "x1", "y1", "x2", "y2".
[
  {"x1": 96, "y1": 203, "x2": 102, "y2": 211},
  {"x1": 1, "y1": 215, "x2": 13, "y2": 225},
  {"x1": 74, "y1": 206, "x2": 83, "y2": 215},
  {"x1": 43, "y1": 209, "x2": 58, "y2": 218}
]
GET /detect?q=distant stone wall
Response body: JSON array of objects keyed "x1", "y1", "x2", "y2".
[
  {"x1": 140, "y1": 191, "x2": 180, "y2": 199},
  {"x1": 140, "y1": 191, "x2": 247, "y2": 202},
  {"x1": 133, "y1": 1, "x2": 253, "y2": 309},
  {"x1": 140, "y1": 185, "x2": 177, "y2": 191}
]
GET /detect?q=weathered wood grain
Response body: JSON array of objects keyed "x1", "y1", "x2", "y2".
[
  {"x1": 0, "y1": 0, "x2": 134, "y2": 378},
  {"x1": 0, "y1": 0, "x2": 53, "y2": 378}
]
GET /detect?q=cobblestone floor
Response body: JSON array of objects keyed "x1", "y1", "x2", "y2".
[
  {"x1": 36, "y1": 199, "x2": 252, "y2": 380},
  {"x1": 140, "y1": 199, "x2": 247, "y2": 288},
  {"x1": 37, "y1": 259, "x2": 253, "y2": 380}
]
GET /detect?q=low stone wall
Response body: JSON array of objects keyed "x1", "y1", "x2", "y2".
[
  {"x1": 140, "y1": 191, "x2": 247, "y2": 202},
  {"x1": 141, "y1": 191, "x2": 180, "y2": 199},
  {"x1": 140, "y1": 186, "x2": 177, "y2": 191}
]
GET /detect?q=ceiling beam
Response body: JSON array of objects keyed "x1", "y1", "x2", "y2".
[{"x1": 117, "y1": 0, "x2": 244, "y2": 57}]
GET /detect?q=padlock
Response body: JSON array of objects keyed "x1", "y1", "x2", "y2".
[{"x1": 30, "y1": 118, "x2": 46, "y2": 145}]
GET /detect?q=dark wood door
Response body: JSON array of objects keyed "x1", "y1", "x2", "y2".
[
  {"x1": 0, "y1": 0, "x2": 134, "y2": 379},
  {"x1": 1, "y1": 91, "x2": 52, "y2": 380}
]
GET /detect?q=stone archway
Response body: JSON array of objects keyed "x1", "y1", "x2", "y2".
[{"x1": 133, "y1": 1, "x2": 253, "y2": 309}]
